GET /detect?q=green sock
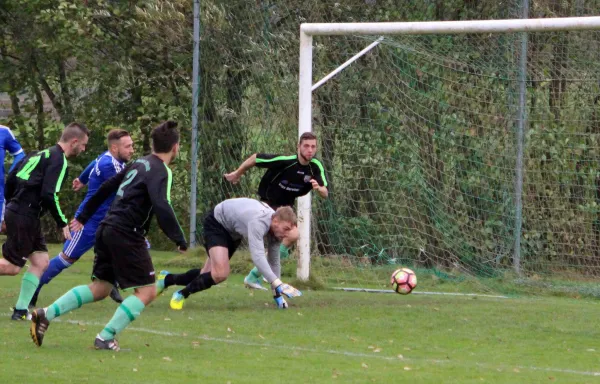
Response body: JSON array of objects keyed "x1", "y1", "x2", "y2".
[
  {"x1": 99, "y1": 295, "x2": 145, "y2": 341},
  {"x1": 15, "y1": 272, "x2": 40, "y2": 310},
  {"x1": 249, "y1": 267, "x2": 261, "y2": 279},
  {"x1": 280, "y1": 244, "x2": 290, "y2": 260},
  {"x1": 46, "y1": 285, "x2": 94, "y2": 321}
]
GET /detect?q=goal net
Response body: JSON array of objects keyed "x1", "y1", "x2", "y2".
[{"x1": 300, "y1": 20, "x2": 600, "y2": 296}]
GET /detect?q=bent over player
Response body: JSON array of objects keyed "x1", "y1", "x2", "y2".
[{"x1": 157, "y1": 198, "x2": 301, "y2": 310}]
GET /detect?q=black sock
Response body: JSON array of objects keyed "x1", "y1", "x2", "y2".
[
  {"x1": 165, "y1": 268, "x2": 201, "y2": 288},
  {"x1": 180, "y1": 272, "x2": 216, "y2": 298}
]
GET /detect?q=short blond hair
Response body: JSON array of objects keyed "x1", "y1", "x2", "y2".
[{"x1": 273, "y1": 206, "x2": 297, "y2": 226}]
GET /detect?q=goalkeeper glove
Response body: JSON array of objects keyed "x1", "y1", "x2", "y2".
[
  {"x1": 271, "y1": 278, "x2": 302, "y2": 298},
  {"x1": 273, "y1": 295, "x2": 288, "y2": 309}
]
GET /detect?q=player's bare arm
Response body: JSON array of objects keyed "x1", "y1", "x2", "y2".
[{"x1": 224, "y1": 153, "x2": 257, "y2": 183}]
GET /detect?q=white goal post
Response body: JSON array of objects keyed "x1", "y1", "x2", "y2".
[{"x1": 295, "y1": 16, "x2": 600, "y2": 281}]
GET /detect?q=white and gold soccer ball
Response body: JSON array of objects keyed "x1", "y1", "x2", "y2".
[{"x1": 391, "y1": 268, "x2": 417, "y2": 295}]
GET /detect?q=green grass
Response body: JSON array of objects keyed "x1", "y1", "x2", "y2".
[{"x1": 1, "y1": 244, "x2": 600, "y2": 383}]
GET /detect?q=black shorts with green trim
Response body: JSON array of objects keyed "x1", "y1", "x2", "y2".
[
  {"x1": 92, "y1": 224, "x2": 155, "y2": 289},
  {"x1": 1, "y1": 207, "x2": 47, "y2": 268}
]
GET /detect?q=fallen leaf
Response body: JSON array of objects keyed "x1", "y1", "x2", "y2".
[{"x1": 258, "y1": 334, "x2": 265, "y2": 339}]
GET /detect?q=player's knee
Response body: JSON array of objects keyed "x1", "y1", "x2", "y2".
[
  {"x1": 59, "y1": 253, "x2": 76, "y2": 265},
  {"x1": 5, "y1": 264, "x2": 20, "y2": 276},
  {"x1": 135, "y1": 286, "x2": 157, "y2": 304},
  {"x1": 33, "y1": 257, "x2": 49, "y2": 271},
  {"x1": 211, "y1": 270, "x2": 229, "y2": 284}
]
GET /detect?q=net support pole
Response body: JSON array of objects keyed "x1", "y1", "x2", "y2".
[
  {"x1": 297, "y1": 30, "x2": 313, "y2": 281},
  {"x1": 189, "y1": 0, "x2": 200, "y2": 247},
  {"x1": 312, "y1": 37, "x2": 384, "y2": 92},
  {"x1": 513, "y1": 0, "x2": 529, "y2": 275}
]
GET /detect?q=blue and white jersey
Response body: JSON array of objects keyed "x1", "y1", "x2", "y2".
[
  {"x1": 0, "y1": 125, "x2": 24, "y2": 219},
  {"x1": 75, "y1": 151, "x2": 126, "y2": 224}
]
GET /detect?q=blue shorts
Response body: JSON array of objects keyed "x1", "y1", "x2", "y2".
[{"x1": 62, "y1": 223, "x2": 98, "y2": 260}]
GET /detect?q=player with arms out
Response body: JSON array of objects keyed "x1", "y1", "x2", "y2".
[
  {"x1": 224, "y1": 132, "x2": 328, "y2": 290},
  {"x1": 29, "y1": 129, "x2": 134, "y2": 307},
  {"x1": 0, "y1": 123, "x2": 89, "y2": 320},
  {"x1": 30, "y1": 121, "x2": 187, "y2": 351},
  {"x1": 157, "y1": 198, "x2": 301, "y2": 310}
]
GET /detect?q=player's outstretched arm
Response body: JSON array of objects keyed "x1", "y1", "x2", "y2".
[
  {"x1": 76, "y1": 165, "x2": 129, "y2": 225},
  {"x1": 224, "y1": 153, "x2": 257, "y2": 184}
]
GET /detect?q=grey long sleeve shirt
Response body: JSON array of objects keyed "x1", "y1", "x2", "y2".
[{"x1": 213, "y1": 198, "x2": 281, "y2": 283}]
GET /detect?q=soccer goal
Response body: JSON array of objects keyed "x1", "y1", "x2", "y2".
[{"x1": 296, "y1": 17, "x2": 600, "y2": 295}]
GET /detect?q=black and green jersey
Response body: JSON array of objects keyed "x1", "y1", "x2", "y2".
[
  {"x1": 256, "y1": 153, "x2": 328, "y2": 208},
  {"x1": 77, "y1": 154, "x2": 188, "y2": 250},
  {"x1": 5, "y1": 144, "x2": 69, "y2": 227}
]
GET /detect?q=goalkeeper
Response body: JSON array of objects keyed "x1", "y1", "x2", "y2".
[
  {"x1": 224, "y1": 132, "x2": 328, "y2": 290},
  {"x1": 158, "y1": 198, "x2": 302, "y2": 310}
]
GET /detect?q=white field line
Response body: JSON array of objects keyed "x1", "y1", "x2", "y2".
[
  {"x1": 5, "y1": 312, "x2": 599, "y2": 377},
  {"x1": 58, "y1": 317, "x2": 600, "y2": 377},
  {"x1": 333, "y1": 287, "x2": 509, "y2": 299}
]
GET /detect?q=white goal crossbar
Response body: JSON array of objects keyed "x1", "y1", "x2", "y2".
[{"x1": 296, "y1": 16, "x2": 600, "y2": 281}]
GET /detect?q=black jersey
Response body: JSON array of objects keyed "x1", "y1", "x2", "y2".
[
  {"x1": 256, "y1": 153, "x2": 328, "y2": 208},
  {"x1": 77, "y1": 154, "x2": 188, "y2": 249},
  {"x1": 5, "y1": 145, "x2": 69, "y2": 227}
]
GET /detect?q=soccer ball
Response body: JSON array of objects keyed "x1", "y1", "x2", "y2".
[{"x1": 391, "y1": 268, "x2": 417, "y2": 295}]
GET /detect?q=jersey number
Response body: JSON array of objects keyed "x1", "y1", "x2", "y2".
[
  {"x1": 16, "y1": 155, "x2": 42, "y2": 181},
  {"x1": 117, "y1": 169, "x2": 138, "y2": 197}
]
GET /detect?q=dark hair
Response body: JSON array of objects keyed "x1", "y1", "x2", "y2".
[
  {"x1": 60, "y1": 122, "x2": 90, "y2": 142},
  {"x1": 107, "y1": 129, "x2": 130, "y2": 143},
  {"x1": 299, "y1": 132, "x2": 317, "y2": 145},
  {"x1": 151, "y1": 121, "x2": 180, "y2": 153}
]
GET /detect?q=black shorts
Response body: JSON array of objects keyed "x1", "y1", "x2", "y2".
[
  {"x1": 92, "y1": 224, "x2": 155, "y2": 289},
  {"x1": 203, "y1": 209, "x2": 240, "y2": 259},
  {"x1": 2, "y1": 208, "x2": 47, "y2": 268}
]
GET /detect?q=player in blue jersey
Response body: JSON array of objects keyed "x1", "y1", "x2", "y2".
[
  {"x1": 29, "y1": 129, "x2": 134, "y2": 307},
  {"x1": 0, "y1": 124, "x2": 25, "y2": 222}
]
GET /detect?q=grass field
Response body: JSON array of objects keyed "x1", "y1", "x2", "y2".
[{"x1": 1, "y1": 244, "x2": 600, "y2": 383}]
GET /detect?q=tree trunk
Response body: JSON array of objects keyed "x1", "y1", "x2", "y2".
[
  {"x1": 31, "y1": 79, "x2": 45, "y2": 150},
  {"x1": 57, "y1": 58, "x2": 73, "y2": 123}
]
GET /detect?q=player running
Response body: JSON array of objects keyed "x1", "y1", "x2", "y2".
[{"x1": 29, "y1": 129, "x2": 134, "y2": 307}]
